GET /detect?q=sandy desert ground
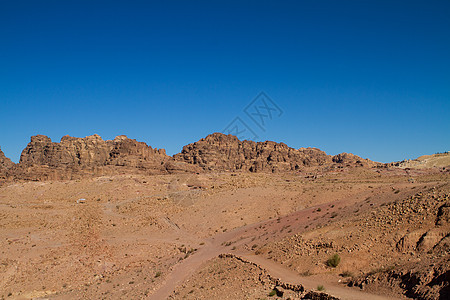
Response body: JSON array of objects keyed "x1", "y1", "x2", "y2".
[{"x1": 1, "y1": 164, "x2": 449, "y2": 299}]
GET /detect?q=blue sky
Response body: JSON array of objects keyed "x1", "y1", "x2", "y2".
[{"x1": 1, "y1": 0, "x2": 449, "y2": 163}]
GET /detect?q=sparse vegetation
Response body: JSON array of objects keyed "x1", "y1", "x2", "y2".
[
  {"x1": 340, "y1": 270, "x2": 354, "y2": 277},
  {"x1": 327, "y1": 254, "x2": 341, "y2": 268},
  {"x1": 317, "y1": 285, "x2": 325, "y2": 291},
  {"x1": 154, "y1": 271, "x2": 162, "y2": 278},
  {"x1": 367, "y1": 265, "x2": 395, "y2": 276},
  {"x1": 268, "y1": 289, "x2": 277, "y2": 297},
  {"x1": 435, "y1": 151, "x2": 449, "y2": 155}
]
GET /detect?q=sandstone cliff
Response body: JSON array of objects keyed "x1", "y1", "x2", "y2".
[
  {"x1": 174, "y1": 133, "x2": 375, "y2": 172},
  {"x1": 331, "y1": 152, "x2": 378, "y2": 167},
  {"x1": 8, "y1": 134, "x2": 198, "y2": 181},
  {"x1": 0, "y1": 147, "x2": 14, "y2": 172},
  {"x1": 19, "y1": 134, "x2": 168, "y2": 169},
  {"x1": 2, "y1": 133, "x2": 378, "y2": 182}
]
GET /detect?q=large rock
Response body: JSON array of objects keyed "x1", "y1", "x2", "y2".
[
  {"x1": 436, "y1": 202, "x2": 450, "y2": 226},
  {"x1": 19, "y1": 134, "x2": 168, "y2": 169},
  {"x1": 348, "y1": 256, "x2": 450, "y2": 300},
  {"x1": 0, "y1": 147, "x2": 14, "y2": 172},
  {"x1": 174, "y1": 133, "x2": 372, "y2": 172},
  {"x1": 396, "y1": 230, "x2": 425, "y2": 252},
  {"x1": 416, "y1": 229, "x2": 449, "y2": 252},
  {"x1": 331, "y1": 152, "x2": 378, "y2": 167},
  {"x1": 9, "y1": 134, "x2": 197, "y2": 181},
  {"x1": 19, "y1": 134, "x2": 108, "y2": 167},
  {"x1": 0, "y1": 147, "x2": 14, "y2": 183}
]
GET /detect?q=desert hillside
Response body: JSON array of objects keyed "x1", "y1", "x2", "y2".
[
  {"x1": 0, "y1": 134, "x2": 448, "y2": 299},
  {"x1": 392, "y1": 152, "x2": 450, "y2": 169}
]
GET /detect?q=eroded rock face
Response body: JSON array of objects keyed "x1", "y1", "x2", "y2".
[
  {"x1": 174, "y1": 133, "x2": 330, "y2": 172},
  {"x1": 348, "y1": 257, "x2": 450, "y2": 300},
  {"x1": 174, "y1": 133, "x2": 371, "y2": 172},
  {"x1": 0, "y1": 147, "x2": 14, "y2": 173},
  {"x1": 11, "y1": 134, "x2": 196, "y2": 181},
  {"x1": 19, "y1": 134, "x2": 111, "y2": 168},
  {"x1": 19, "y1": 134, "x2": 170, "y2": 169},
  {"x1": 436, "y1": 202, "x2": 450, "y2": 226},
  {"x1": 4, "y1": 132, "x2": 377, "y2": 182},
  {"x1": 331, "y1": 152, "x2": 377, "y2": 167}
]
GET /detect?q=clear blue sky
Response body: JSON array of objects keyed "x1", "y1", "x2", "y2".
[{"x1": 1, "y1": 0, "x2": 449, "y2": 163}]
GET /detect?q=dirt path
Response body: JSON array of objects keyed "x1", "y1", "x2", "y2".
[
  {"x1": 148, "y1": 183, "x2": 433, "y2": 299},
  {"x1": 149, "y1": 225, "x2": 254, "y2": 299},
  {"x1": 240, "y1": 253, "x2": 396, "y2": 300},
  {"x1": 150, "y1": 234, "x2": 395, "y2": 300},
  {"x1": 149, "y1": 243, "x2": 223, "y2": 299},
  {"x1": 149, "y1": 203, "x2": 398, "y2": 300}
]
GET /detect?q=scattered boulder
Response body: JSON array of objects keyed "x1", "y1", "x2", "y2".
[
  {"x1": 436, "y1": 202, "x2": 450, "y2": 226},
  {"x1": 301, "y1": 291, "x2": 340, "y2": 300},
  {"x1": 431, "y1": 234, "x2": 450, "y2": 255},
  {"x1": 416, "y1": 229, "x2": 449, "y2": 252},
  {"x1": 274, "y1": 286, "x2": 284, "y2": 297},
  {"x1": 396, "y1": 230, "x2": 426, "y2": 252}
]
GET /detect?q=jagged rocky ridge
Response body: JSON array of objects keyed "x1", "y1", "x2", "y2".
[
  {"x1": 19, "y1": 134, "x2": 168, "y2": 169},
  {"x1": 2, "y1": 134, "x2": 200, "y2": 181},
  {"x1": 0, "y1": 132, "x2": 378, "y2": 182},
  {"x1": 174, "y1": 133, "x2": 378, "y2": 172},
  {"x1": 0, "y1": 147, "x2": 14, "y2": 173}
]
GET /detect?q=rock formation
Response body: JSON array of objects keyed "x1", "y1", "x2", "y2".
[
  {"x1": 388, "y1": 152, "x2": 450, "y2": 169},
  {"x1": 7, "y1": 134, "x2": 198, "y2": 181},
  {"x1": 0, "y1": 148, "x2": 15, "y2": 183},
  {"x1": 174, "y1": 132, "x2": 375, "y2": 172},
  {"x1": 1, "y1": 132, "x2": 378, "y2": 182},
  {"x1": 17, "y1": 134, "x2": 165, "y2": 172},
  {"x1": 19, "y1": 134, "x2": 168, "y2": 169},
  {"x1": 331, "y1": 152, "x2": 378, "y2": 167},
  {"x1": 0, "y1": 147, "x2": 14, "y2": 174}
]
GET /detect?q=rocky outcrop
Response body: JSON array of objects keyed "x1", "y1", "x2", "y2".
[
  {"x1": 388, "y1": 152, "x2": 450, "y2": 169},
  {"x1": 331, "y1": 152, "x2": 378, "y2": 167},
  {"x1": 6, "y1": 134, "x2": 198, "y2": 181},
  {"x1": 174, "y1": 133, "x2": 374, "y2": 172},
  {"x1": 0, "y1": 147, "x2": 14, "y2": 184},
  {"x1": 19, "y1": 134, "x2": 110, "y2": 168},
  {"x1": 2, "y1": 132, "x2": 377, "y2": 182},
  {"x1": 436, "y1": 202, "x2": 450, "y2": 226},
  {"x1": 0, "y1": 147, "x2": 14, "y2": 172},
  {"x1": 348, "y1": 257, "x2": 449, "y2": 300},
  {"x1": 19, "y1": 134, "x2": 168, "y2": 169}
]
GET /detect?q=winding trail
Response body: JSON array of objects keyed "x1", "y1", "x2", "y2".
[
  {"x1": 149, "y1": 197, "x2": 398, "y2": 300},
  {"x1": 149, "y1": 225, "x2": 253, "y2": 299},
  {"x1": 240, "y1": 253, "x2": 395, "y2": 300}
]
